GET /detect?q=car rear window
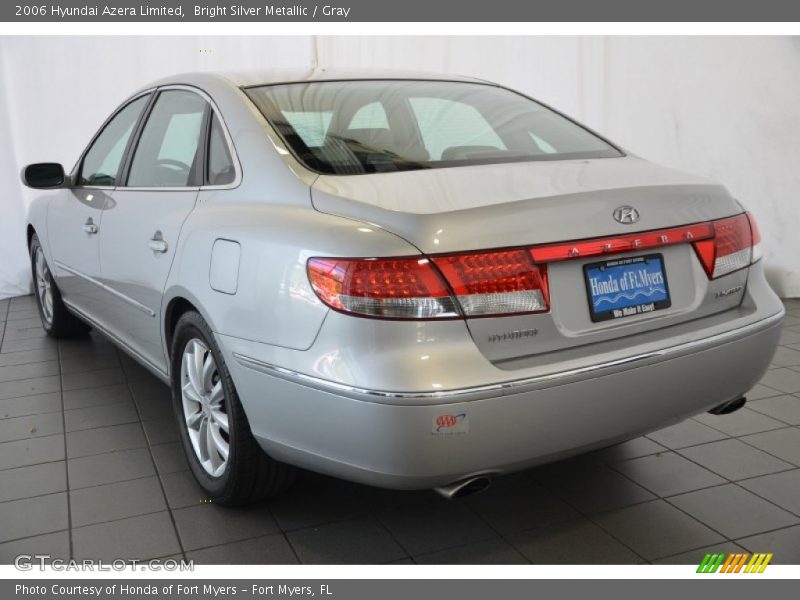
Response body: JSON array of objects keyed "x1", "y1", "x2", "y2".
[{"x1": 245, "y1": 80, "x2": 622, "y2": 175}]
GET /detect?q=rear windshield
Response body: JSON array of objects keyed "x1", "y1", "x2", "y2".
[{"x1": 245, "y1": 80, "x2": 622, "y2": 175}]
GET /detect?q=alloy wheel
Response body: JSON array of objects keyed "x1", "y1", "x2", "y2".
[
  {"x1": 34, "y1": 246, "x2": 53, "y2": 325},
  {"x1": 180, "y1": 338, "x2": 230, "y2": 477}
]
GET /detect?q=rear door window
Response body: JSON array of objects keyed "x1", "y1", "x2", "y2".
[{"x1": 127, "y1": 90, "x2": 207, "y2": 187}]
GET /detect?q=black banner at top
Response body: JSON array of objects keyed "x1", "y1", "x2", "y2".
[{"x1": 3, "y1": 0, "x2": 800, "y2": 22}]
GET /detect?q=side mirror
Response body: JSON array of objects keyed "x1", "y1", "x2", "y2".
[{"x1": 22, "y1": 163, "x2": 66, "y2": 189}]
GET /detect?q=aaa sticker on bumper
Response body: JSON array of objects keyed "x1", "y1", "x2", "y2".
[{"x1": 432, "y1": 413, "x2": 469, "y2": 435}]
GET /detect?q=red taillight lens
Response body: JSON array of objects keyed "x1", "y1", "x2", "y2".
[
  {"x1": 692, "y1": 213, "x2": 755, "y2": 279},
  {"x1": 746, "y1": 212, "x2": 762, "y2": 246},
  {"x1": 308, "y1": 250, "x2": 549, "y2": 319},
  {"x1": 529, "y1": 222, "x2": 714, "y2": 263},
  {"x1": 309, "y1": 213, "x2": 761, "y2": 320},
  {"x1": 432, "y1": 250, "x2": 549, "y2": 316},
  {"x1": 307, "y1": 257, "x2": 458, "y2": 319}
]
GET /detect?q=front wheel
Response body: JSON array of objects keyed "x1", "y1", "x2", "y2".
[
  {"x1": 29, "y1": 233, "x2": 91, "y2": 338},
  {"x1": 170, "y1": 310, "x2": 295, "y2": 505}
]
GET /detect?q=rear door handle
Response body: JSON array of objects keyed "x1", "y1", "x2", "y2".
[
  {"x1": 83, "y1": 219, "x2": 98, "y2": 234},
  {"x1": 148, "y1": 231, "x2": 168, "y2": 253}
]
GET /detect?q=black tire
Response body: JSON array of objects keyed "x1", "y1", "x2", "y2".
[
  {"x1": 29, "y1": 233, "x2": 91, "y2": 338},
  {"x1": 170, "y1": 310, "x2": 295, "y2": 505}
]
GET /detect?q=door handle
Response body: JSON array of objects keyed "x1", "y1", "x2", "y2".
[
  {"x1": 83, "y1": 219, "x2": 98, "y2": 235},
  {"x1": 148, "y1": 231, "x2": 168, "y2": 254}
]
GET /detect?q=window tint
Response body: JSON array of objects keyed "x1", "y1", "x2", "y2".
[
  {"x1": 127, "y1": 90, "x2": 207, "y2": 187},
  {"x1": 409, "y1": 97, "x2": 506, "y2": 160},
  {"x1": 206, "y1": 114, "x2": 236, "y2": 186},
  {"x1": 79, "y1": 95, "x2": 148, "y2": 186},
  {"x1": 246, "y1": 80, "x2": 622, "y2": 175},
  {"x1": 349, "y1": 102, "x2": 389, "y2": 129},
  {"x1": 529, "y1": 132, "x2": 557, "y2": 154},
  {"x1": 282, "y1": 111, "x2": 332, "y2": 147}
]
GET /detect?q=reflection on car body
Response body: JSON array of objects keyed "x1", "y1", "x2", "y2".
[{"x1": 23, "y1": 70, "x2": 784, "y2": 504}]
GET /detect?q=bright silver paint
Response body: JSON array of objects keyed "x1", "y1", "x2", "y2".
[{"x1": 25, "y1": 69, "x2": 785, "y2": 490}]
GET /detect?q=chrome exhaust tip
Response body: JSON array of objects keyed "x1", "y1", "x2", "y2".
[
  {"x1": 434, "y1": 475, "x2": 493, "y2": 500},
  {"x1": 708, "y1": 396, "x2": 747, "y2": 415}
]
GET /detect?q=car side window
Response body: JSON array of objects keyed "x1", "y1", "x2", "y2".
[
  {"x1": 127, "y1": 90, "x2": 207, "y2": 188},
  {"x1": 206, "y1": 113, "x2": 236, "y2": 186},
  {"x1": 78, "y1": 95, "x2": 149, "y2": 187}
]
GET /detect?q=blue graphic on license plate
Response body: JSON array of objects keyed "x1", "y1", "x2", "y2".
[{"x1": 584, "y1": 254, "x2": 671, "y2": 322}]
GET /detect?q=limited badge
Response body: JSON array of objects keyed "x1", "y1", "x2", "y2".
[{"x1": 432, "y1": 413, "x2": 469, "y2": 435}]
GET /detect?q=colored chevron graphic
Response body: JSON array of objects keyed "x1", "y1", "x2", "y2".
[{"x1": 696, "y1": 552, "x2": 773, "y2": 573}]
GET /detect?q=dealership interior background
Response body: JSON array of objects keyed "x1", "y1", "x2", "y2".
[{"x1": 0, "y1": 36, "x2": 799, "y2": 565}]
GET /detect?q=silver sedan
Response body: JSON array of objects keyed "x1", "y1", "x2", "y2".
[{"x1": 23, "y1": 70, "x2": 784, "y2": 504}]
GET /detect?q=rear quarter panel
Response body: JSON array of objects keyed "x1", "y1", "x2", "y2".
[{"x1": 162, "y1": 198, "x2": 422, "y2": 352}]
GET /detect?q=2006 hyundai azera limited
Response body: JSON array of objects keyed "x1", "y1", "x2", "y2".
[{"x1": 23, "y1": 70, "x2": 784, "y2": 504}]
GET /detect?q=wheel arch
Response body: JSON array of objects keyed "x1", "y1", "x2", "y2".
[{"x1": 162, "y1": 287, "x2": 220, "y2": 364}]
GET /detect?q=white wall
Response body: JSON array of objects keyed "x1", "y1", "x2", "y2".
[
  {"x1": 1, "y1": 36, "x2": 798, "y2": 299},
  {"x1": 601, "y1": 37, "x2": 800, "y2": 296},
  {"x1": 0, "y1": 51, "x2": 30, "y2": 299}
]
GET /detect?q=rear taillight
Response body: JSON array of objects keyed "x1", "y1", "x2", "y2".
[
  {"x1": 747, "y1": 211, "x2": 763, "y2": 263},
  {"x1": 692, "y1": 212, "x2": 759, "y2": 279},
  {"x1": 306, "y1": 257, "x2": 458, "y2": 319},
  {"x1": 307, "y1": 250, "x2": 549, "y2": 319},
  {"x1": 308, "y1": 212, "x2": 761, "y2": 320},
  {"x1": 432, "y1": 250, "x2": 549, "y2": 316}
]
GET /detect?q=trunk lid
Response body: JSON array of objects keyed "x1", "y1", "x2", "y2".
[{"x1": 310, "y1": 156, "x2": 749, "y2": 363}]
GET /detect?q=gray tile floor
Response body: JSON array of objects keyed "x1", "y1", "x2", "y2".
[{"x1": 2, "y1": 294, "x2": 800, "y2": 565}]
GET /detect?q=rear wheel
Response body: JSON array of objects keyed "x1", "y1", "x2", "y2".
[
  {"x1": 170, "y1": 310, "x2": 295, "y2": 505},
  {"x1": 30, "y1": 234, "x2": 91, "y2": 338}
]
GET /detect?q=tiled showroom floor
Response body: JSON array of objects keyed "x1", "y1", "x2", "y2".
[{"x1": 2, "y1": 294, "x2": 800, "y2": 565}]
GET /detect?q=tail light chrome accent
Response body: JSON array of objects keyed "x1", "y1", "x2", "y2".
[{"x1": 307, "y1": 212, "x2": 761, "y2": 320}]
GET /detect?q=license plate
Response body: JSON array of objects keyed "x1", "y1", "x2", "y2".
[{"x1": 583, "y1": 254, "x2": 671, "y2": 322}]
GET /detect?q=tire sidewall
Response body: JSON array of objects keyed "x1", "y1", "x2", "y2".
[
  {"x1": 29, "y1": 235, "x2": 54, "y2": 334},
  {"x1": 170, "y1": 311, "x2": 240, "y2": 499}
]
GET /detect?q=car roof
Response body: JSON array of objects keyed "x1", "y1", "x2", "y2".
[{"x1": 143, "y1": 68, "x2": 494, "y2": 90}]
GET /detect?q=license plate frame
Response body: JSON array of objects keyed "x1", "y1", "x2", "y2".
[{"x1": 583, "y1": 253, "x2": 672, "y2": 323}]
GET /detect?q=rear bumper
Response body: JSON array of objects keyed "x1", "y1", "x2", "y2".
[{"x1": 221, "y1": 300, "x2": 784, "y2": 489}]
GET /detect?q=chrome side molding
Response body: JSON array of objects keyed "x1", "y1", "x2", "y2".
[
  {"x1": 232, "y1": 310, "x2": 785, "y2": 402},
  {"x1": 54, "y1": 261, "x2": 156, "y2": 317}
]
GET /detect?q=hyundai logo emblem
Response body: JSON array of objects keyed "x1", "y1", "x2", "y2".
[{"x1": 613, "y1": 206, "x2": 640, "y2": 224}]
